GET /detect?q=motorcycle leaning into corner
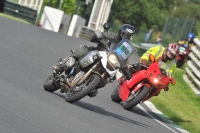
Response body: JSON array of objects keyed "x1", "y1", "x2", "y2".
[
  {"x1": 111, "y1": 54, "x2": 176, "y2": 110},
  {"x1": 43, "y1": 23, "x2": 135, "y2": 103},
  {"x1": 176, "y1": 44, "x2": 190, "y2": 68}
]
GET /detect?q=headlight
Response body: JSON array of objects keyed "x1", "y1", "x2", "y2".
[
  {"x1": 108, "y1": 54, "x2": 120, "y2": 68},
  {"x1": 154, "y1": 78, "x2": 158, "y2": 83}
]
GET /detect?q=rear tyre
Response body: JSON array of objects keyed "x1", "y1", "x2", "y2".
[
  {"x1": 65, "y1": 74, "x2": 101, "y2": 103},
  {"x1": 43, "y1": 75, "x2": 59, "y2": 92},
  {"x1": 111, "y1": 85, "x2": 122, "y2": 103},
  {"x1": 123, "y1": 86, "x2": 149, "y2": 110}
]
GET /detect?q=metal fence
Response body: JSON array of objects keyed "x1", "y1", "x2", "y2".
[
  {"x1": 183, "y1": 38, "x2": 200, "y2": 95},
  {"x1": 4, "y1": 0, "x2": 37, "y2": 24},
  {"x1": 162, "y1": 17, "x2": 195, "y2": 44}
]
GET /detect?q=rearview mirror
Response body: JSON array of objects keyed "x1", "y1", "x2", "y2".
[
  {"x1": 58, "y1": 58, "x2": 62, "y2": 64},
  {"x1": 170, "y1": 78, "x2": 176, "y2": 85},
  {"x1": 103, "y1": 23, "x2": 110, "y2": 30}
]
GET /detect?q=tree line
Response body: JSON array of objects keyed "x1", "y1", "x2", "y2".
[{"x1": 44, "y1": 0, "x2": 200, "y2": 40}]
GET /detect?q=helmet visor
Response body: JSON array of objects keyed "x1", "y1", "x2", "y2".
[
  {"x1": 166, "y1": 50, "x2": 176, "y2": 60},
  {"x1": 122, "y1": 33, "x2": 134, "y2": 41}
]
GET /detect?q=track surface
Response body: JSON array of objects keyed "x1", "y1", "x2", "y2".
[{"x1": 0, "y1": 17, "x2": 182, "y2": 133}]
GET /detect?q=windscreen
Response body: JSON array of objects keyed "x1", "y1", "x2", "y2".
[
  {"x1": 159, "y1": 61, "x2": 171, "y2": 76},
  {"x1": 111, "y1": 38, "x2": 134, "y2": 66}
]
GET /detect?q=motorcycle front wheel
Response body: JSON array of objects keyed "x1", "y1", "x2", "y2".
[
  {"x1": 176, "y1": 60, "x2": 184, "y2": 68},
  {"x1": 123, "y1": 86, "x2": 149, "y2": 110},
  {"x1": 43, "y1": 75, "x2": 60, "y2": 92},
  {"x1": 65, "y1": 74, "x2": 101, "y2": 103}
]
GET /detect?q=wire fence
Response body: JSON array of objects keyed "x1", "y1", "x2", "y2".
[
  {"x1": 109, "y1": 16, "x2": 195, "y2": 47},
  {"x1": 161, "y1": 16, "x2": 195, "y2": 45}
]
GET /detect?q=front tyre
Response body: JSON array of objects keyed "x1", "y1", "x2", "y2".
[
  {"x1": 123, "y1": 86, "x2": 149, "y2": 110},
  {"x1": 65, "y1": 74, "x2": 101, "y2": 103},
  {"x1": 43, "y1": 75, "x2": 60, "y2": 92},
  {"x1": 111, "y1": 85, "x2": 122, "y2": 103},
  {"x1": 176, "y1": 60, "x2": 184, "y2": 68}
]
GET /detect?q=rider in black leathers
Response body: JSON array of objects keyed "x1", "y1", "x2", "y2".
[{"x1": 53, "y1": 24, "x2": 135, "y2": 96}]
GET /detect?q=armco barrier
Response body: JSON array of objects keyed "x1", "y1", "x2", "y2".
[
  {"x1": 4, "y1": 0, "x2": 37, "y2": 24},
  {"x1": 183, "y1": 38, "x2": 200, "y2": 95}
]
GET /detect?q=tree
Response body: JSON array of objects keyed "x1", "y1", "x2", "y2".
[
  {"x1": 108, "y1": 0, "x2": 177, "y2": 32},
  {"x1": 60, "y1": 0, "x2": 76, "y2": 15}
]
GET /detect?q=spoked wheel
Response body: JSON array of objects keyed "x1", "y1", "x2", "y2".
[
  {"x1": 111, "y1": 85, "x2": 122, "y2": 103},
  {"x1": 123, "y1": 86, "x2": 149, "y2": 110},
  {"x1": 65, "y1": 74, "x2": 101, "y2": 103}
]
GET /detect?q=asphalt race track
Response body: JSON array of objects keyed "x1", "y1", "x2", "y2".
[{"x1": 0, "y1": 17, "x2": 182, "y2": 133}]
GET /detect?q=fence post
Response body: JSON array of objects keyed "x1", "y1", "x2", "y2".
[{"x1": 0, "y1": 0, "x2": 5, "y2": 13}]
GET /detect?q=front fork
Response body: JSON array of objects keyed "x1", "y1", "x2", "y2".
[
  {"x1": 127, "y1": 82, "x2": 151, "y2": 102},
  {"x1": 126, "y1": 90, "x2": 141, "y2": 102}
]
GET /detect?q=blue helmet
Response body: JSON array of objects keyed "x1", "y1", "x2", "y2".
[{"x1": 187, "y1": 33, "x2": 195, "y2": 39}]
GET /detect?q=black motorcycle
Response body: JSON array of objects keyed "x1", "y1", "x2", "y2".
[{"x1": 43, "y1": 23, "x2": 135, "y2": 103}]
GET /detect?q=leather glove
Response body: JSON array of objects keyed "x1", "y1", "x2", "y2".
[{"x1": 139, "y1": 59, "x2": 148, "y2": 66}]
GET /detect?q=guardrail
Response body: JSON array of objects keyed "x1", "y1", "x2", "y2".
[
  {"x1": 183, "y1": 38, "x2": 200, "y2": 95},
  {"x1": 4, "y1": 0, "x2": 37, "y2": 24}
]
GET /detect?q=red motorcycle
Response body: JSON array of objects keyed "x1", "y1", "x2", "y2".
[
  {"x1": 176, "y1": 44, "x2": 190, "y2": 68},
  {"x1": 111, "y1": 55, "x2": 176, "y2": 110}
]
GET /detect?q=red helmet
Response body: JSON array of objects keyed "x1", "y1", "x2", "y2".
[{"x1": 165, "y1": 43, "x2": 179, "y2": 60}]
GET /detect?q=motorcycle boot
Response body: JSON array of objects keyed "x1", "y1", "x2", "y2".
[
  {"x1": 117, "y1": 75, "x2": 127, "y2": 85},
  {"x1": 155, "y1": 91, "x2": 160, "y2": 96},
  {"x1": 88, "y1": 89, "x2": 98, "y2": 97}
]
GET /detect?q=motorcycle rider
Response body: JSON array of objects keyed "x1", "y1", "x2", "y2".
[
  {"x1": 178, "y1": 33, "x2": 196, "y2": 49},
  {"x1": 71, "y1": 24, "x2": 135, "y2": 59},
  {"x1": 53, "y1": 24, "x2": 135, "y2": 96},
  {"x1": 118, "y1": 43, "x2": 179, "y2": 95},
  {"x1": 54, "y1": 24, "x2": 135, "y2": 70}
]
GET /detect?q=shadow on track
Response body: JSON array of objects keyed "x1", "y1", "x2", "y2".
[{"x1": 53, "y1": 92, "x2": 152, "y2": 129}]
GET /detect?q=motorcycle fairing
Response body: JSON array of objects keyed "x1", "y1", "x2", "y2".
[
  {"x1": 176, "y1": 55, "x2": 183, "y2": 60},
  {"x1": 146, "y1": 62, "x2": 170, "y2": 89},
  {"x1": 127, "y1": 70, "x2": 147, "y2": 89},
  {"x1": 99, "y1": 51, "x2": 117, "y2": 77},
  {"x1": 176, "y1": 44, "x2": 189, "y2": 62},
  {"x1": 119, "y1": 70, "x2": 147, "y2": 101},
  {"x1": 118, "y1": 81, "x2": 130, "y2": 101},
  {"x1": 119, "y1": 82, "x2": 151, "y2": 101}
]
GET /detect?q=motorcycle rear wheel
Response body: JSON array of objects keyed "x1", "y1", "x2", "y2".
[
  {"x1": 43, "y1": 75, "x2": 60, "y2": 92},
  {"x1": 123, "y1": 86, "x2": 149, "y2": 110},
  {"x1": 111, "y1": 85, "x2": 122, "y2": 103},
  {"x1": 65, "y1": 74, "x2": 101, "y2": 103}
]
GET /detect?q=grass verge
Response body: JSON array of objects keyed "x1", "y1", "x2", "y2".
[
  {"x1": 0, "y1": 13, "x2": 30, "y2": 24},
  {"x1": 150, "y1": 68, "x2": 200, "y2": 133}
]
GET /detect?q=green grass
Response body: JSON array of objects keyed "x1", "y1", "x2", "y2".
[
  {"x1": 0, "y1": 13, "x2": 30, "y2": 24},
  {"x1": 150, "y1": 68, "x2": 200, "y2": 133}
]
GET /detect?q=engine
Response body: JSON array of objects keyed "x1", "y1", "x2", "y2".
[{"x1": 67, "y1": 71, "x2": 85, "y2": 87}]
